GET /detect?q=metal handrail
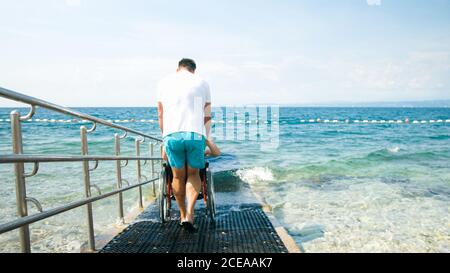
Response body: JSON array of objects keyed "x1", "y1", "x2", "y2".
[
  {"x1": 0, "y1": 177, "x2": 159, "y2": 235},
  {"x1": 0, "y1": 87, "x2": 163, "y2": 253},
  {"x1": 0, "y1": 154, "x2": 162, "y2": 164},
  {"x1": 0, "y1": 86, "x2": 162, "y2": 142}
]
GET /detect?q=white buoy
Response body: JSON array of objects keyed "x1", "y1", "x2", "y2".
[
  {"x1": 309, "y1": 119, "x2": 315, "y2": 123},
  {"x1": 42, "y1": 119, "x2": 48, "y2": 122},
  {"x1": 380, "y1": 120, "x2": 386, "y2": 123},
  {"x1": 421, "y1": 121, "x2": 427, "y2": 124},
  {"x1": 429, "y1": 120, "x2": 435, "y2": 123},
  {"x1": 413, "y1": 120, "x2": 419, "y2": 124},
  {"x1": 371, "y1": 120, "x2": 378, "y2": 123},
  {"x1": 437, "y1": 120, "x2": 443, "y2": 123},
  {"x1": 6, "y1": 119, "x2": 10, "y2": 122},
  {"x1": 397, "y1": 120, "x2": 403, "y2": 123},
  {"x1": 324, "y1": 120, "x2": 330, "y2": 123},
  {"x1": 388, "y1": 120, "x2": 395, "y2": 123},
  {"x1": 363, "y1": 120, "x2": 369, "y2": 123},
  {"x1": 300, "y1": 120, "x2": 306, "y2": 123},
  {"x1": 332, "y1": 120, "x2": 339, "y2": 123},
  {"x1": 354, "y1": 120, "x2": 360, "y2": 123},
  {"x1": 0, "y1": 119, "x2": 4, "y2": 122}
]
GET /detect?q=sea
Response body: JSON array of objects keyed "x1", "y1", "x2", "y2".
[{"x1": 0, "y1": 107, "x2": 449, "y2": 253}]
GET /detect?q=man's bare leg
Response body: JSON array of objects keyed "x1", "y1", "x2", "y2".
[
  {"x1": 185, "y1": 166, "x2": 201, "y2": 224},
  {"x1": 171, "y1": 166, "x2": 187, "y2": 223}
]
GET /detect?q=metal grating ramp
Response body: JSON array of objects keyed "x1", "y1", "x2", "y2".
[{"x1": 100, "y1": 204, "x2": 288, "y2": 253}]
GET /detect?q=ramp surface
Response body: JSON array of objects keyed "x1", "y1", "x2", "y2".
[{"x1": 100, "y1": 204, "x2": 288, "y2": 253}]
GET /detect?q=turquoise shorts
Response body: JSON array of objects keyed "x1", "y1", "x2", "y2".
[{"x1": 163, "y1": 132, "x2": 206, "y2": 169}]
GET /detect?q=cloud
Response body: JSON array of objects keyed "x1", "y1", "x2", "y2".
[
  {"x1": 2, "y1": 50, "x2": 448, "y2": 107},
  {"x1": 66, "y1": 0, "x2": 81, "y2": 8},
  {"x1": 367, "y1": 0, "x2": 381, "y2": 6}
]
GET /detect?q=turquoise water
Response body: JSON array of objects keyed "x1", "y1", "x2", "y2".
[{"x1": 1, "y1": 107, "x2": 449, "y2": 252}]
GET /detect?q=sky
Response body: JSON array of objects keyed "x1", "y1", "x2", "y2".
[{"x1": 0, "y1": 0, "x2": 449, "y2": 107}]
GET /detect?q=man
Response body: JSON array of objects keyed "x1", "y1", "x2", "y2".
[{"x1": 157, "y1": 58, "x2": 212, "y2": 232}]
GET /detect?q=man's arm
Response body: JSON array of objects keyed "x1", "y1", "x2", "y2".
[
  {"x1": 157, "y1": 102, "x2": 164, "y2": 135},
  {"x1": 204, "y1": 102, "x2": 211, "y2": 138}
]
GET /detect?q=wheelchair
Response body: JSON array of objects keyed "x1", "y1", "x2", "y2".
[{"x1": 158, "y1": 161, "x2": 216, "y2": 223}]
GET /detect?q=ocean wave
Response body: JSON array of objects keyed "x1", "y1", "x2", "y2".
[
  {"x1": 365, "y1": 148, "x2": 450, "y2": 162},
  {"x1": 236, "y1": 166, "x2": 275, "y2": 184},
  {"x1": 428, "y1": 135, "x2": 450, "y2": 140}
]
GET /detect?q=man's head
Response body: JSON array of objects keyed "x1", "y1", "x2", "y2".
[{"x1": 177, "y1": 58, "x2": 196, "y2": 73}]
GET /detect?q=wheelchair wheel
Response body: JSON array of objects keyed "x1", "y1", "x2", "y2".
[
  {"x1": 206, "y1": 170, "x2": 216, "y2": 222},
  {"x1": 158, "y1": 169, "x2": 170, "y2": 223}
]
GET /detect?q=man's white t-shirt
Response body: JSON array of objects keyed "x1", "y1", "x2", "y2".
[{"x1": 157, "y1": 70, "x2": 211, "y2": 138}]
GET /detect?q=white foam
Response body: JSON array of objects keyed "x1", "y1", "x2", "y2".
[
  {"x1": 387, "y1": 147, "x2": 400, "y2": 153},
  {"x1": 237, "y1": 167, "x2": 274, "y2": 184}
]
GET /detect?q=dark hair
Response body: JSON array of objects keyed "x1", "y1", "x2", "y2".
[{"x1": 178, "y1": 58, "x2": 196, "y2": 72}]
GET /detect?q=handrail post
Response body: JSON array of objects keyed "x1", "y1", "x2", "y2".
[
  {"x1": 150, "y1": 142, "x2": 156, "y2": 197},
  {"x1": 80, "y1": 126, "x2": 96, "y2": 252},
  {"x1": 135, "y1": 140, "x2": 143, "y2": 209},
  {"x1": 115, "y1": 134, "x2": 124, "y2": 223},
  {"x1": 11, "y1": 111, "x2": 31, "y2": 253}
]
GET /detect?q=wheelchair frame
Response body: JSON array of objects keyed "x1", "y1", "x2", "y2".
[{"x1": 158, "y1": 162, "x2": 216, "y2": 223}]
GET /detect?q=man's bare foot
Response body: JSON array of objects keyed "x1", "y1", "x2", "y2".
[{"x1": 182, "y1": 222, "x2": 197, "y2": 233}]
